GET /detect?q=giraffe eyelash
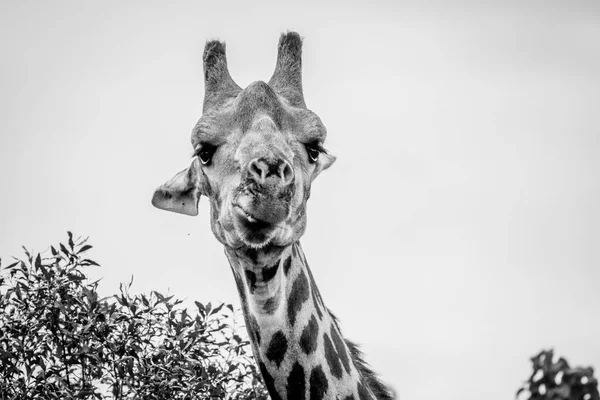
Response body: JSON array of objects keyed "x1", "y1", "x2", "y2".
[{"x1": 304, "y1": 141, "x2": 327, "y2": 154}]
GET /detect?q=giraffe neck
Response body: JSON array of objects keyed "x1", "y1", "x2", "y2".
[{"x1": 225, "y1": 242, "x2": 374, "y2": 400}]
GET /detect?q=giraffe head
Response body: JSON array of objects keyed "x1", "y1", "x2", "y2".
[{"x1": 152, "y1": 32, "x2": 335, "y2": 252}]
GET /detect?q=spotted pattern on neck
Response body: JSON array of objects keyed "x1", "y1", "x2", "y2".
[{"x1": 226, "y1": 242, "x2": 393, "y2": 399}]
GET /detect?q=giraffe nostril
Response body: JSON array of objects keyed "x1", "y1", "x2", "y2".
[
  {"x1": 248, "y1": 159, "x2": 268, "y2": 182},
  {"x1": 280, "y1": 160, "x2": 294, "y2": 186},
  {"x1": 247, "y1": 158, "x2": 294, "y2": 186}
]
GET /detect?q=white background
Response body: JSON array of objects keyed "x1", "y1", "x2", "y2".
[{"x1": 1, "y1": 1, "x2": 599, "y2": 398}]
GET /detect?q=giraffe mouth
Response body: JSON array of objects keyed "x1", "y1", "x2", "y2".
[
  {"x1": 232, "y1": 204, "x2": 281, "y2": 247},
  {"x1": 233, "y1": 204, "x2": 271, "y2": 227},
  {"x1": 232, "y1": 183, "x2": 292, "y2": 223},
  {"x1": 230, "y1": 182, "x2": 294, "y2": 247}
]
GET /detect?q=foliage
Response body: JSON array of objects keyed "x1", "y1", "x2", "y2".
[
  {"x1": 0, "y1": 233, "x2": 268, "y2": 399},
  {"x1": 517, "y1": 349, "x2": 600, "y2": 400}
]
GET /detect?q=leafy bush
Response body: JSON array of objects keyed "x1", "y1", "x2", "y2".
[
  {"x1": 0, "y1": 233, "x2": 267, "y2": 399},
  {"x1": 517, "y1": 349, "x2": 600, "y2": 400}
]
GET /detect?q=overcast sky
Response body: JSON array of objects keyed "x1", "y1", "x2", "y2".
[{"x1": 1, "y1": 1, "x2": 599, "y2": 398}]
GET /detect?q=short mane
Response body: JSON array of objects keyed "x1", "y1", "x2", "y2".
[{"x1": 330, "y1": 311, "x2": 395, "y2": 399}]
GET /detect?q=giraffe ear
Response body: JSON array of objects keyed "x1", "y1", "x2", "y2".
[
  {"x1": 152, "y1": 158, "x2": 203, "y2": 216},
  {"x1": 312, "y1": 152, "x2": 336, "y2": 179}
]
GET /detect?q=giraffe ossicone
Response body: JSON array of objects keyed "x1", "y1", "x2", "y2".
[{"x1": 152, "y1": 31, "x2": 394, "y2": 400}]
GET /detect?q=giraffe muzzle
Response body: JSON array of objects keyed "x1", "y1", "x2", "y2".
[
  {"x1": 233, "y1": 180, "x2": 293, "y2": 225},
  {"x1": 231, "y1": 156, "x2": 295, "y2": 224}
]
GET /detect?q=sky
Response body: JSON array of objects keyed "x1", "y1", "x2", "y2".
[{"x1": 1, "y1": 0, "x2": 599, "y2": 398}]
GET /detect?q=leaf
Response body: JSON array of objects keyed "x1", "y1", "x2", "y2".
[
  {"x1": 37, "y1": 357, "x2": 47, "y2": 372},
  {"x1": 60, "y1": 243, "x2": 70, "y2": 256},
  {"x1": 212, "y1": 302, "x2": 225, "y2": 315},
  {"x1": 181, "y1": 309, "x2": 188, "y2": 323},
  {"x1": 67, "y1": 231, "x2": 74, "y2": 250},
  {"x1": 67, "y1": 273, "x2": 85, "y2": 282},
  {"x1": 4, "y1": 261, "x2": 20, "y2": 270},
  {"x1": 115, "y1": 294, "x2": 129, "y2": 307},
  {"x1": 81, "y1": 259, "x2": 100, "y2": 267},
  {"x1": 39, "y1": 263, "x2": 51, "y2": 280},
  {"x1": 22, "y1": 246, "x2": 32, "y2": 262},
  {"x1": 14, "y1": 284, "x2": 22, "y2": 300},
  {"x1": 127, "y1": 358, "x2": 134, "y2": 377},
  {"x1": 78, "y1": 245, "x2": 93, "y2": 254},
  {"x1": 154, "y1": 291, "x2": 165, "y2": 302}
]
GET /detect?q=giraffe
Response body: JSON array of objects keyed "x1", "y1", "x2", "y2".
[{"x1": 152, "y1": 32, "x2": 394, "y2": 400}]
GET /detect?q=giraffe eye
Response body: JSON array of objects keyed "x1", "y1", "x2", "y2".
[
  {"x1": 305, "y1": 144, "x2": 320, "y2": 163},
  {"x1": 196, "y1": 144, "x2": 217, "y2": 166}
]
